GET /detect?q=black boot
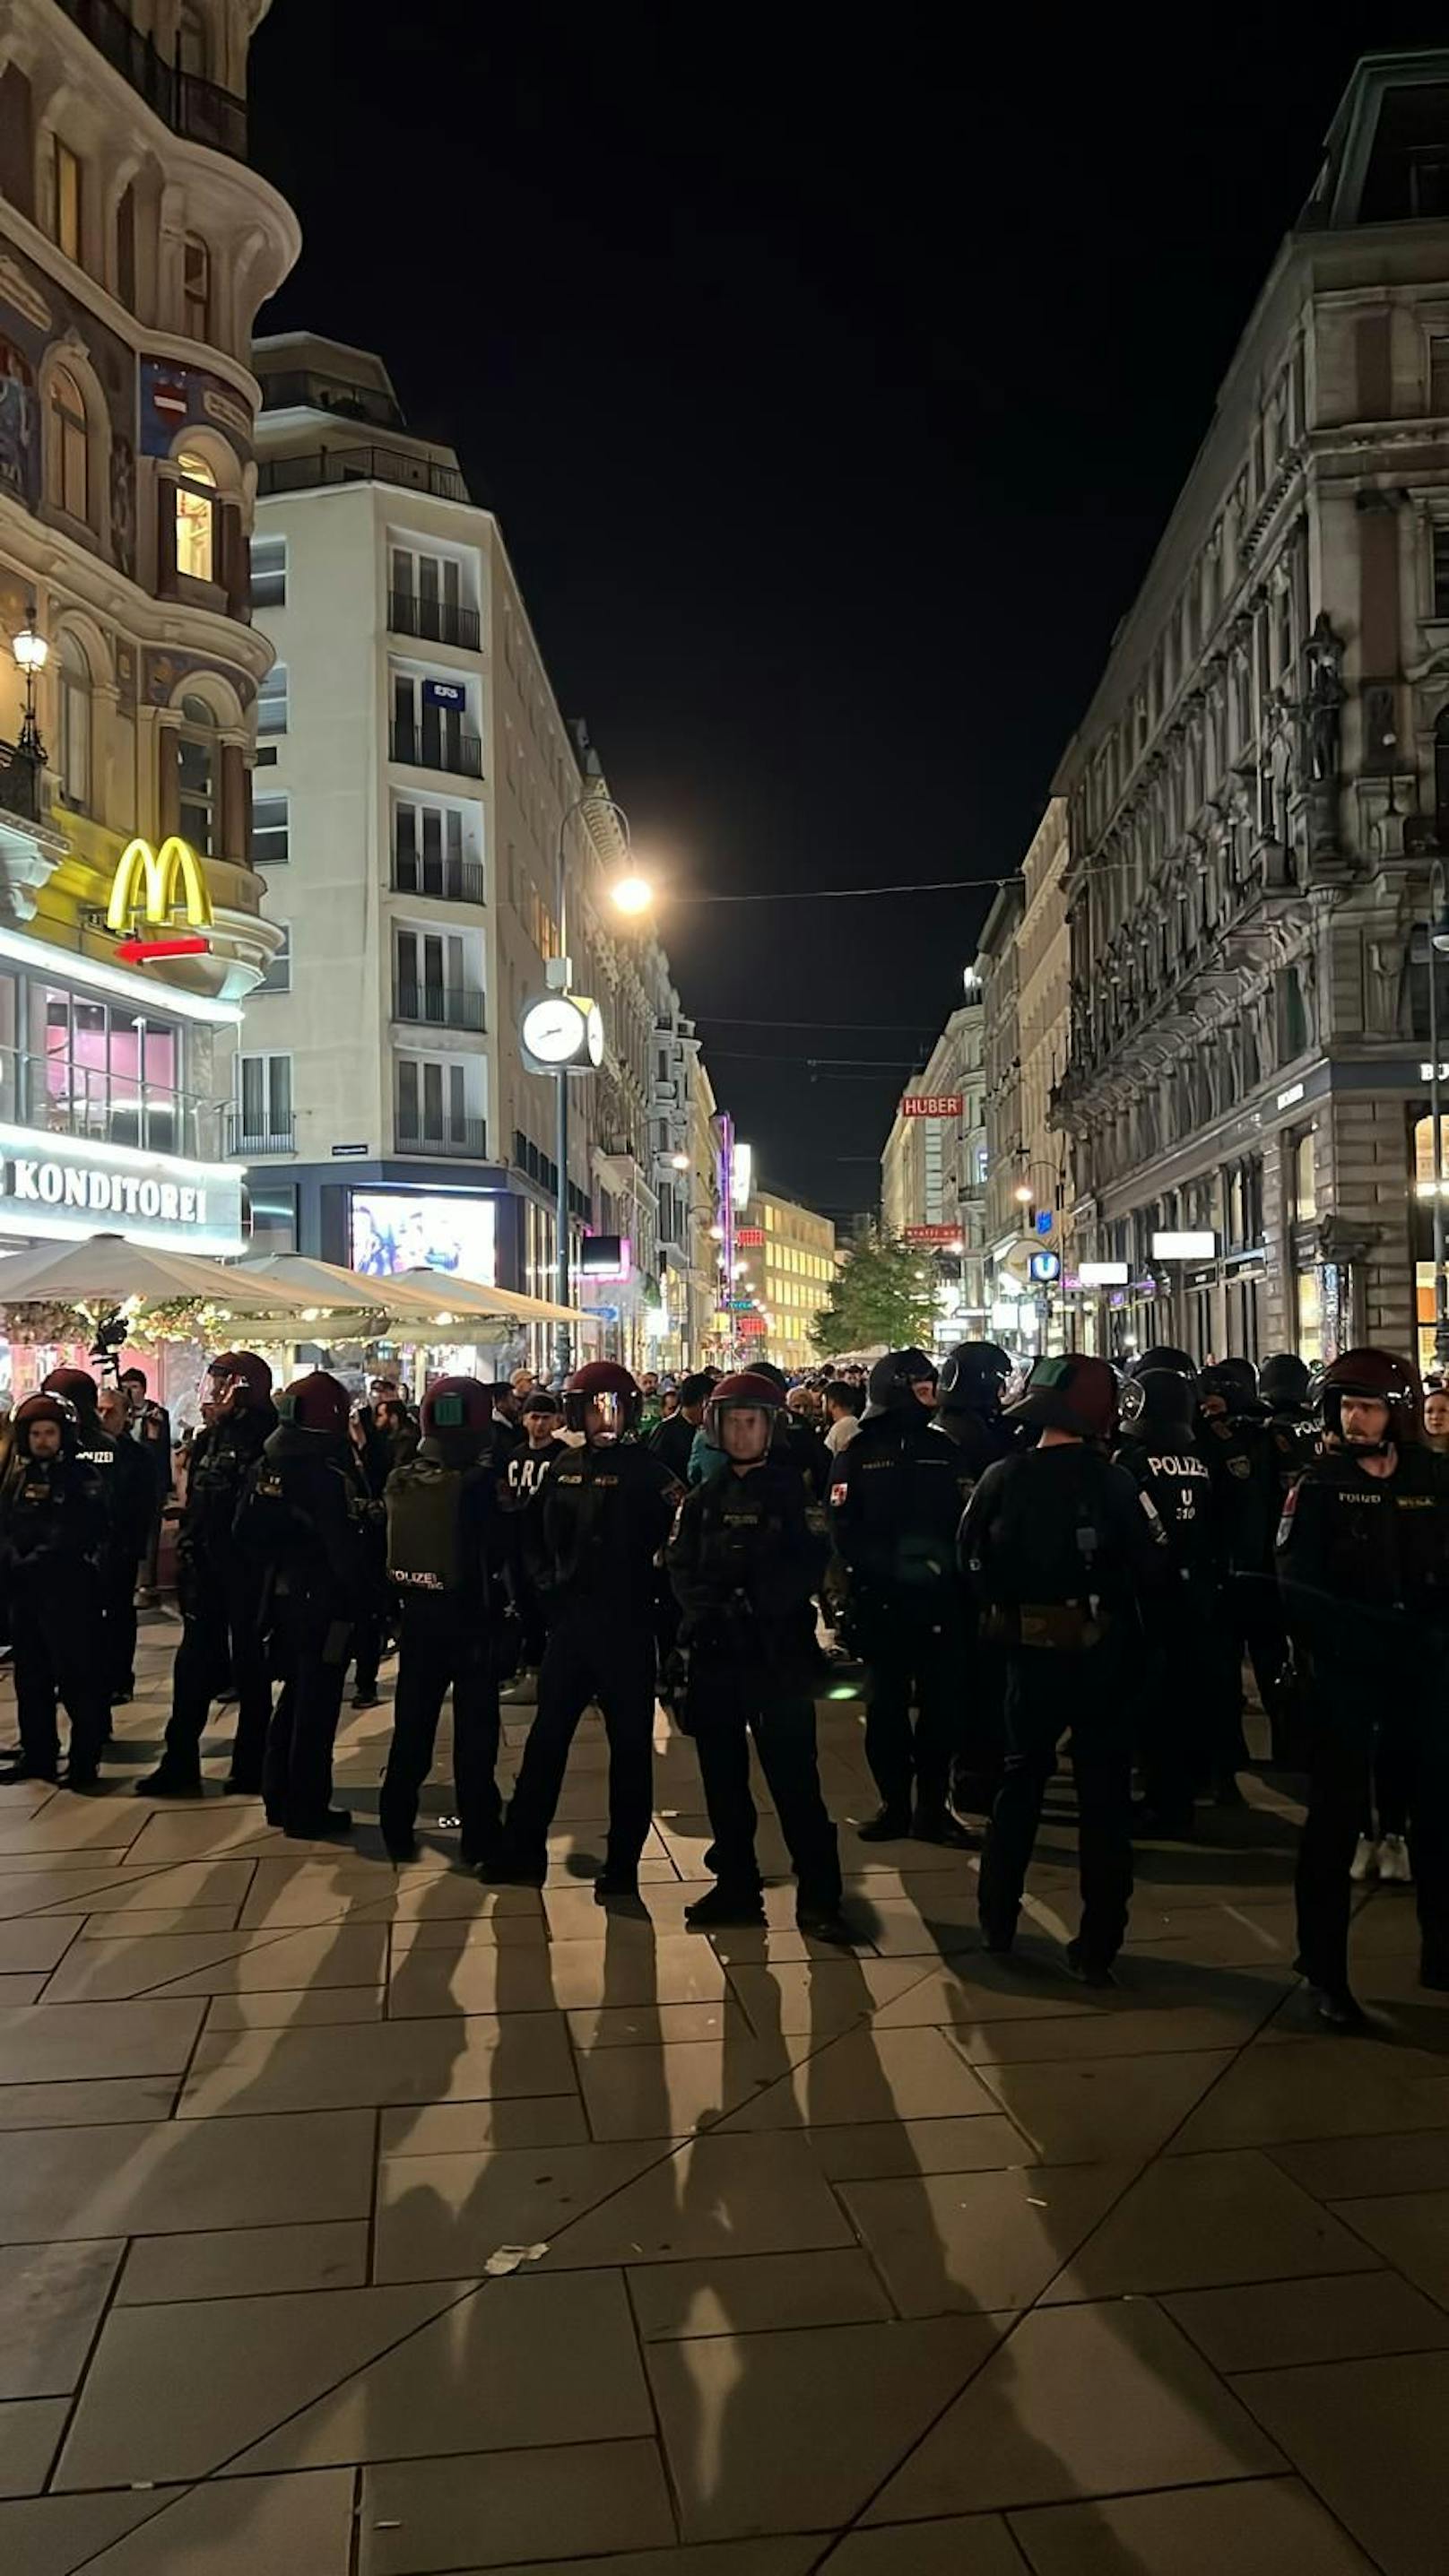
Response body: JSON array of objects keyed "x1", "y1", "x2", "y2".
[
  {"x1": 134, "y1": 1762, "x2": 203, "y2": 1799},
  {"x1": 796, "y1": 1899, "x2": 857, "y2": 1947},
  {"x1": 911, "y1": 1805, "x2": 978, "y2": 1851},
  {"x1": 1065, "y1": 1939, "x2": 1116, "y2": 1989},
  {"x1": 684, "y1": 1885, "x2": 766, "y2": 1930},
  {"x1": 855, "y1": 1804, "x2": 912, "y2": 1843},
  {"x1": 594, "y1": 1865, "x2": 640, "y2": 1903}
]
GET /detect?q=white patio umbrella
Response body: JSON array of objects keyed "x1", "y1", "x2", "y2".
[
  {"x1": 0, "y1": 1233, "x2": 283, "y2": 1319},
  {"x1": 233, "y1": 1253, "x2": 586, "y2": 1335}
]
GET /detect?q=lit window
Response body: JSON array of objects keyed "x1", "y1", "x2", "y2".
[
  {"x1": 175, "y1": 450, "x2": 215, "y2": 580},
  {"x1": 182, "y1": 235, "x2": 211, "y2": 342},
  {"x1": 51, "y1": 139, "x2": 81, "y2": 261},
  {"x1": 57, "y1": 634, "x2": 91, "y2": 811},
  {"x1": 49, "y1": 364, "x2": 88, "y2": 519}
]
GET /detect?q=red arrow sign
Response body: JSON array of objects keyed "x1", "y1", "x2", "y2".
[{"x1": 115, "y1": 937, "x2": 209, "y2": 963}]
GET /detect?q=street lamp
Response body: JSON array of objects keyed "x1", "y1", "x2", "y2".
[
  {"x1": 612, "y1": 873, "x2": 653, "y2": 917},
  {"x1": 11, "y1": 602, "x2": 48, "y2": 765},
  {"x1": 1427, "y1": 858, "x2": 1449, "y2": 1366},
  {"x1": 545, "y1": 788, "x2": 637, "y2": 1381}
]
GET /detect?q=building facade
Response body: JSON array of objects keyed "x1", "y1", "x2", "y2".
[
  {"x1": 1014, "y1": 797, "x2": 1074, "y2": 1349},
  {"x1": 878, "y1": 999, "x2": 987, "y2": 1347},
  {"x1": 0, "y1": 0, "x2": 293, "y2": 1285},
  {"x1": 231, "y1": 334, "x2": 716, "y2": 1368},
  {"x1": 740, "y1": 1185, "x2": 837, "y2": 1374},
  {"x1": 1053, "y1": 53, "x2": 1449, "y2": 1374}
]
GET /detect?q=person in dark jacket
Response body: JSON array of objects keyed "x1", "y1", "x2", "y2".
[
  {"x1": 348, "y1": 1398, "x2": 416, "y2": 1709},
  {"x1": 669, "y1": 1373, "x2": 851, "y2": 1942},
  {"x1": 120, "y1": 1366, "x2": 173, "y2": 1604},
  {"x1": 831, "y1": 1348, "x2": 976, "y2": 1846},
  {"x1": 487, "y1": 1361, "x2": 681, "y2": 1897},
  {"x1": 1195, "y1": 1357, "x2": 1275, "y2": 1793},
  {"x1": 1278, "y1": 1348, "x2": 1449, "y2": 2025},
  {"x1": 137, "y1": 1352, "x2": 278, "y2": 1798},
  {"x1": 964, "y1": 1354, "x2": 1170, "y2": 1982},
  {"x1": 379, "y1": 1375, "x2": 506, "y2": 1864},
  {"x1": 43, "y1": 1367, "x2": 127, "y2": 1713},
  {"x1": 96, "y1": 1382, "x2": 161, "y2": 1702},
  {"x1": 0, "y1": 1393, "x2": 108, "y2": 1789},
  {"x1": 932, "y1": 1341, "x2": 1015, "y2": 1814},
  {"x1": 650, "y1": 1373, "x2": 711, "y2": 1485},
  {"x1": 502, "y1": 1389, "x2": 569, "y2": 1689},
  {"x1": 236, "y1": 1371, "x2": 371, "y2": 1841},
  {"x1": 1114, "y1": 1358, "x2": 1225, "y2": 1834}
]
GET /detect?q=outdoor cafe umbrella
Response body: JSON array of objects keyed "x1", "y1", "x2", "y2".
[
  {"x1": 235, "y1": 1253, "x2": 586, "y2": 1335},
  {"x1": 0, "y1": 1233, "x2": 284, "y2": 1320}
]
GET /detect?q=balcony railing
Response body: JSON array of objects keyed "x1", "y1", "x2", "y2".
[
  {"x1": 257, "y1": 448, "x2": 470, "y2": 505},
  {"x1": 227, "y1": 1108, "x2": 295, "y2": 1158},
  {"x1": 393, "y1": 981, "x2": 485, "y2": 1033},
  {"x1": 56, "y1": 0, "x2": 247, "y2": 160},
  {"x1": 396, "y1": 1119, "x2": 487, "y2": 1160},
  {"x1": 391, "y1": 855, "x2": 485, "y2": 906},
  {"x1": 2, "y1": 1048, "x2": 225, "y2": 1161},
  {"x1": 388, "y1": 590, "x2": 482, "y2": 653},
  {"x1": 389, "y1": 720, "x2": 482, "y2": 780}
]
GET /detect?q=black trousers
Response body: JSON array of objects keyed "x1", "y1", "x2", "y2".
[
  {"x1": 351, "y1": 1609, "x2": 386, "y2": 1699},
  {"x1": 13, "y1": 1593, "x2": 107, "y2": 1779},
  {"x1": 264, "y1": 1624, "x2": 351, "y2": 1832},
  {"x1": 859, "y1": 1599, "x2": 963, "y2": 1817},
  {"x1": 687, "y1": 1655, "x2": 841, "y2": 1910},
  {"x1": 103, "y1": 1550, "x2": 140, "y2": 1698},
  {"x1": 979, "y1": 1642, "x2": 1135, "y2": 1966},
  {"x1": 1140, "y1": 1584, "x2": 1218, "y2": 1827},
  {"x1": 380, "y1": 1619, "x2": 501, "y2": 1855},
  {"x1": 505, "y1": 1608, "x2": 656, "y2": 1873},
  {"x1": 1296, "y1": 1676, "x2": 1449, "y2": 1988},
  {"x1": 164, "y1": 1578, "x2": 273, "y2": 1785}
]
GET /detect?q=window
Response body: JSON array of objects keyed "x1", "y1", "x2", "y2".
[
  {"x1": 176, "y1": 694, "x2": 217, "y2": 853},
  {"x1": 49, "y1": 364, "x2": 88, "y2": 520},
  {"x1": 50, "y1": 138, "x2": 81, "y2": 260},
  {"x1": 1430, "y1": 336, "x2": 1449, "y2": 414},
  {"x1": 174, "y1": 449, "x2": 214, "y2": 581},
  {"x1": 256, "y1": 661, "x2": 288, "y2": 735},
  {"x1": 389, "y1": 545, "x2": 476, "y2": 648},
  {"x1": 398, "y1": 1055, "x2": 471, "y2": 1147},
  {"x1": 238, "y1": 1052, "x2": 292, "y2": 1149},
  {"x1": 40, "y1": 990, "x2": 178, "y2": 1151},
  {"x1": 256, "y1": 924, "x2": 291, "y2": 993},
  {"x1": 116, "y1": 181, "x2": 135, "y2": 308},
  {"x1": 1410, "y1": 150, "x2": 1449, "y2": 219},
  {"x1": 1434, "y1": 526, "x2": 1449, "y2": 620},
  {"x1": 395, "y1": 799, "x2": 477, "y2": 899},
  {"x1": 250, "y1": 792, "x2": 289, "y2": 865},
  {"x1": 57, "y1": 634, "x2": 91, "y2": 811},
  {"x1": 250, "y1": 533, "x2": 287, "y2": 610},
  {"x1": 181, "y1": 235, "x2": 210, "y2": 341},
  {"x1": 1293, "y1": 1127, "x2": 1317, "y2": 1223}
]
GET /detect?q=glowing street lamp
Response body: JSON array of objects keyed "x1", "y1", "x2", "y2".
[
  {"x1": 612, "y1": 873, "x2": 653, "y2": 917},
  {"x1": 12, "y1": 601, "x2": 48, "y2": 763}
]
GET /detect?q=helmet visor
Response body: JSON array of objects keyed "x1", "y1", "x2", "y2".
[{"x1": 568, "y1": 1387, "x2": 633, "y2": 1442}]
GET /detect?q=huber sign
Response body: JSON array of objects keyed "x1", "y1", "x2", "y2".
[
  {"x1": 901, "y1": 1094, "x2": 962, "y2": 1119},
  {"x1": 0, "y1": 1128, "x2": 244, "y2": 1255}
]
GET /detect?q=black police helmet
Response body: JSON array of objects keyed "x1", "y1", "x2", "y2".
[
  {"x1": 936, "y1": 1341, "x2": 1011, "y2": 1415},
  {"x1": 867, "y1": 1349, "x2": 939, "y2": 1411},
  {"x1": 1259, "y1": 1352, "x2": 1311, "y2": 1409},
  {"x1": 1131, "y1": 1345, "x2": 1196, "y2": 1381}
]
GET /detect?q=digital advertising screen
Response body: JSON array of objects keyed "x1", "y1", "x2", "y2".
[{"x1": 349, "y1": 1191, "x2": 498, "y2": 1283}]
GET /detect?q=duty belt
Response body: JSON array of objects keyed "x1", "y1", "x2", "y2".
[{"x1": 985, "y1": 1600, "x2": 1106, "y2": 1652}]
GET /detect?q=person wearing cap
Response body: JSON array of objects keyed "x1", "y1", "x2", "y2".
[
  {"x1": 831, "y1": 1348, "x2": 977, "y2": 1847},
  {"x1": 0, "y1": 1393, "x2": 108, "y2": 1788},
  {"x1": 963, "y1": 1353, "x2": 1171, "y2": 1983},
  {"x1": 668, "y1": 1371, "x2": 852, "y2": 1942},
  {"x1": 235, "y1": 1371, "x2": 373, "y2": 1840},
  {"x1": 137, "y1": 1352, "x2": 279, "y2": 1799},
  {"x1": 486, "y1": 1361, "x2": 682, "y2": 1898},
  {"x1": 1277, "y1": 1348, "x2": 1449, "y2": 2024},
  {"x1": 379, "y1": 1376, "x2": 506, "y2": 1863}
]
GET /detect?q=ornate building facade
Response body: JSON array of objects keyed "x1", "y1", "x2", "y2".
[{"x1": 1054, "y1": 53, "x2": 1449, "y2": 1372}]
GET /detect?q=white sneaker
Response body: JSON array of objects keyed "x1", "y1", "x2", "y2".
[
  {"x1": 1378, "y1": 1833, "x2": 1413, "y2": 1885},
  {"x1": 1349, "y1": 1836, "x2": 1378, "y2": 1883}
]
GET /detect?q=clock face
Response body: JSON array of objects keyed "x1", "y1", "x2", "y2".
[
  {"x1": 585, "y1": 1002, "x2": 604, "y2": 1068},
  {"x1": 521, "y1": 996, "x2": 586, "y2": 1065}
]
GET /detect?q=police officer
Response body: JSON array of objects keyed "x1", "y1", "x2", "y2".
[
  {"x1": 931, "y1": 1340, "x2": 1016, "y2": 1815},
  {"x1": 832, "y1": 1348, "x2": 976, "y2": 1846},
  {"x1": 964, "y1": 1354, "x2": 1170, "y2": 1982},
  {"x1": 137, "y1": 1351, "x2": 277, "y2": 1798},
  {"x1": 1278, "y1": 1349, "x2": 1449, "y2": 2024},
  {"x1": 236, "y1": 1371, "x2": 372, "y2": 1841},
  {"x1": 668, "y1": 1371, "x2": 851, "y2": 1943},
  {"x1": 0, "y1": 1394, "x2": 108, "y2": 1789},
  {"x1": 379, "y1": 1375, "x2": 505, "y2": 1865},
  {"x1": 120, "y1": 1366, "x2": 172, "y2": 1605},
  {"x1": 42, "y1": 1368, "x2": 126, "y2": 1712},
  {"x1": 499, "y1": 1388, "x2": 568, "y2": 1695},
  {"x1": 487, "y1": 1361, "x2": 681, "y2": 1897},
  {"x1": 1115, "y1": 1357, "x2": 1223, "y2": 1835},
  {"x1": 96, "y1": 1381, "x2": 160, "y2": 1704},
  {"x1": 1196, "y1": 1357, "x2": 1272, "y2": 1794}
]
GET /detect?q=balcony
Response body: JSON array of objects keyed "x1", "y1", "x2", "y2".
[
  {"x1": 391, "y1": 855, "x2": 485, "y2": 906},
  {"x1": 393, "y1": 981, "x2": 485, "y2": 1033},
  {"x1": 4, "y1": 1048, "x2": 226, "y2": 1162},
  {"x1": 388, "y1": 590, "x2": 482, "y2": 653},
  {"x1": 227, "y1": 1108, "x2": 295, "y2": 1158},
  {"x1": 56, "y1": 0, "x2": 247, "y2": 160},
  {"x1": 389, "y1": 721, "x2": 482, "y2": 780},
  {"x1": 258, "y1": 448, "x2": 470, "y2": 505},
  {"x1": 396, "y1": 1119, "x2": 488, "y2": 1160}
]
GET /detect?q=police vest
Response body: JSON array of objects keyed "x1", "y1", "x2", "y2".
[{"x1": 386, "y1": 1458, "x2": 468, "y2": 1595}]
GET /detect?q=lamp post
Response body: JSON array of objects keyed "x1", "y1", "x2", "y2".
[
  {"x1": 549, "y1": 788, "x2": 638, "y2": 1383},
  {"x1": 11, "y1": 602, "x2": 48, "y2": 767},
  {"x1": 1427, "y1": 858, "x2": 1449, "y2": 1367}
]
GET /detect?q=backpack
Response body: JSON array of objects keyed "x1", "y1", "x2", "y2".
[{"x1": 386, "y1": 1457, "x2": 468, "y2": 1595}]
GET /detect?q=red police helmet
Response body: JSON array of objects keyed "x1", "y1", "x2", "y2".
[
  {"x1": 41, "y1": 1366, "x2": 99, "y2": 1416},
  {"x1": 280, "y1": 1370, "x2": 351, "y2": 1440},
  {"x1": 564, "y1": 1359, "x2": 641, "y2": 1439},
  {"x1": 1320, "y1": 1348, "x2": 1423, "y2": 1448},
  {"x1": 705, "y1": 1369, "x2": 784, "y2": 1462},
  {"x1": 1006, "y1": 1353, "x2": 1120, "y2": 1442},
  {"x1": 208, "y1": 1350, "x2": 273, "y2": 1406},
  {"x1": 421, "y1": 1376, "x2": 493, "y2": 1438},
  {"x1": 13, "y1": 1391, "x2": 77, "y2": 1450}
]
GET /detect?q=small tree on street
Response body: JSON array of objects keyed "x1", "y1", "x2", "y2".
[{"x1": 812, "y1": 1229, "x2": 937, "y2": 1358}]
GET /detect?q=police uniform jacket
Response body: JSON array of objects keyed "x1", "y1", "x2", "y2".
[
  {"x1": 1276, "y1": 1438, "x2": 1449, "y2": 1669},
  {"x1": 234, "y1": 1422, "x2": 370, "y2": 1625},
  {"x1": 830, "y1": 1407, "x2": 975, "y2": 1602},
  {"x1": 522, "y1": 1438, "x2": 679, "y2": 1614},
  {"x1": 960, "y1": 1442, "x2": 1168, "y2": 1644},
  {"x1": 178, "y1": 1403, "x2": 278, "y2": 1595},
  {"x1": 668, "y1": 1455, "x2": 826, "y2": 1660},
  {"x1": 0, "y1": 1452, "x2": 107, "y2": 1609}
]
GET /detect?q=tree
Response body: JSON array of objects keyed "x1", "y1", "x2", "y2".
[{"x1": 811, "y1": 1229, "x2": 938, "y2": 1358}]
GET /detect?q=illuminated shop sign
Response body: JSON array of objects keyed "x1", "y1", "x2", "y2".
[
  {"x1": 106, "y1": 837, "x2": 213, "y2": 964},
  {"x1": 0, "y1": 1129, "x2": 243, "y2": 1254}
]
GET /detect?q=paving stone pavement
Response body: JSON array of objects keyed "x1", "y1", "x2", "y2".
[{"x1": 0, "y1": 1611, "x2": 1442, "y2": 2572}]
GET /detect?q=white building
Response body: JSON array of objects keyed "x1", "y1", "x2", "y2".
[{"x1": 878, "y1": 1001, "x2": 987, "y2": 1345}]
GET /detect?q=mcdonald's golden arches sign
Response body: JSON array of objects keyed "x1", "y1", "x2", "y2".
[{"x1": 105, "y1": 837, "x2": 214, "y2": 933}]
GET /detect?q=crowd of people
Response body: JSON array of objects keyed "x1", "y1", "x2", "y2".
[{"x1": 0, "y1": 1331, "x2": 1443, "y2": 2023}]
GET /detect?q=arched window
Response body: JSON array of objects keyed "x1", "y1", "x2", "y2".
[
  {"x1": 49, "y1": 364, "x2": 88, "y2": 519},
  {"x1": 177, "y1": 693, "x2": 216, "y2": 852},
  {"x1": 175, "y1": 449, "x2": 215, "y2": 581},
  {"x1": 57, "y1": 634, "x2": 91, "y2": 812},
  {"x1": 181, "y1": 235, "x2": 210, "y2": 341}
]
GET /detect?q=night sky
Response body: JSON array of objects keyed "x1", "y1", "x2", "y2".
[{"x1": 249, "y1": 6, "x2": 1437, "y2": 1223}]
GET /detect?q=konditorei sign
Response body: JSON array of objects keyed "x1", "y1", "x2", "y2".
[{"x1": 0, "y1": 1127, "x2": 244, "y2": 1256}]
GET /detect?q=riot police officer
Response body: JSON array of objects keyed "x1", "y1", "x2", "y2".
[
  {"x1": 1196, "y1": 1357, "x2": 1273, "y2": 1792},
  {"x1": 487, "y1": 1361, "x2": 681, "y2": 1898},
  {"x1": 95, "y1": 1381, "x2": 159, "y2": 1704},
  {"x1": 964, "y1": 1354, "x2": 1170, "y2": 1982},
  {"x1": 236, "y1": 1371, "x2": 373, "y2": 1841},
  {"x1": 0, "y1": 1393, "x2": 108, "y2": 1789},
  {"x1": 668, "y1": 1371, "x2": 851, "y2": 1943},
  {"x1": 1115, "y1": 1357, "x2": 1224, "y2": 1834},
  {"x1": 831, "y1": 1348, "x2": 976, "y2": 1845},
  {"x1": 379, "y1": 1375, "x2": 504, "y2": 1865},
  {"x1": 1277, "y1": 1349, "x2": 1449, "y2": 2024},
  {"x1": 931, "y1": 1340, "x2": 1015, "y2": 1814},
  {"x1": 137, "y1": 1351, "x2": 277, "y2": 1798}
]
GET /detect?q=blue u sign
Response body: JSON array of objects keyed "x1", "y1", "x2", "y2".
[
  {"x1": 422, "y1": 679, "x2": 465, "y2": 711},
  {"x1": 1028, "y1": 1251, "x2": 1062, "y2": 1284}
]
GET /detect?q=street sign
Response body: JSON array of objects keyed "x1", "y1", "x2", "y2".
[
  {"x1": 1028, "y1": 1251, "x2": 1062, "y2": 1284},
  {"x1": 588, "y1": 1302, "x2": 620, "y2": 1323},
  {"x1": 904, "y1": 1224, "x2": 959, "y2": 1244}
]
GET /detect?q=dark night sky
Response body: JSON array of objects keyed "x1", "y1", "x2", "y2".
[{"x1": 249, "y1": 6, "x2": 1440, "y2": 1221}]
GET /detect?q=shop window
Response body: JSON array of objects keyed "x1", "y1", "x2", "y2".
[
  {"x1": 181, "y1": 235, "x2": 210, "y2": 342},
  {"x1": 48, "y1": 364, "x2": 89, "y2": 521},
  {"x1": 57, "y1": 633, "x2": 91, "y2": 811},
  {"x1": 175, "y1": 450, "x2": 215, "y2": 580},
  {"x1": 176, "y1": 694, "x2": 216, "y2": 853}
]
